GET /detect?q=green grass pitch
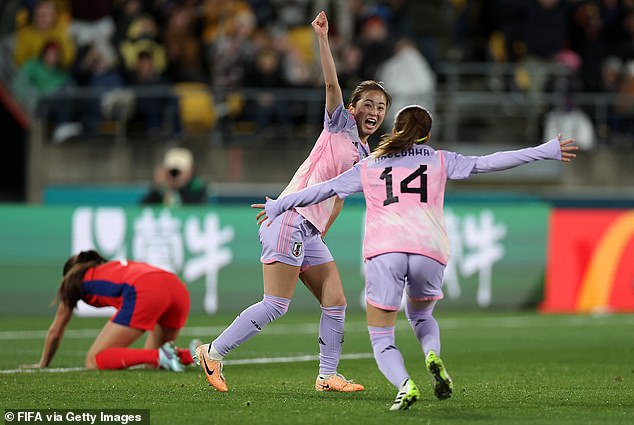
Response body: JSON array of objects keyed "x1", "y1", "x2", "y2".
[{"x1": 1, "y1": 310, "x2": 633, "y2": 424}]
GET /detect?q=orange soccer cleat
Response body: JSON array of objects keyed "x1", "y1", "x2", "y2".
[
  {"x1": 195, "y1": 344, "x2": 228, "y2": 392},
  {"x1": 315, "y1": 373, "x2": 365, "y2": 392}
]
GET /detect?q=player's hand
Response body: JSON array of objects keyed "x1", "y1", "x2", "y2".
[
  {"x1": 311, "y1": 10, "x2": 328, "y2": 38},
  {"x1": 558, "y1": 135, "x2": 578, "y2": 162},
  {"x1": 251, "y1": 197, "x2": 272, "y2": 226},
  {"x1": 255, "y1": 210, "x2": 270, "y2": 226},
  {"x1": 20, "y1": 363, "x2": 42, "y2": 369}
]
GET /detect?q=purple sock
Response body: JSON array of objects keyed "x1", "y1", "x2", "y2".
[
  {"x1": 318, "y1": 305, "x2": 345, "y2": 375},
  {"x1": 368, "y1": 326, "x2": 408, "y2": 388},
  {"x1": 212, "y1": 294, "x2": 290, "y2": 357},
  {"x1": 405, "y1": 301, "x2": 440, "y2": 356}
]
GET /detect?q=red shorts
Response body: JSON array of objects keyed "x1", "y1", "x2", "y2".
[{"x1": 111, "y1": 271, "x2": 190, "y2": 332}]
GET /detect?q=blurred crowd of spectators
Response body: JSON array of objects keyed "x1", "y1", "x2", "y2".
[{"x1": 1, "y1": 0, "x2": 634, "y2": 144}]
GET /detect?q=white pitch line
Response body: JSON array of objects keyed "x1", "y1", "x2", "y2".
[
  {"x1": 0, "y1": 366, "x2": 87, "y2": 374},
  {"x1": 0, "y1": 353, "x2": 374, "y2": 374},
  {"x1": 1, "y1": 315, "x2": 632, "y2": 341}
]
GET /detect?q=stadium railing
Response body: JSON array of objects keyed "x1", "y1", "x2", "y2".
[
  {"x1": 21, "y1": 61, "x2": 632, "y2": 147},
  {"x1": 15, "y1": 61, "x2": 634, "y2": 203}
]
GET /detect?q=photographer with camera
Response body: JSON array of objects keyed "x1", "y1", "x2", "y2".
[{"x1": 141, "y1": 147, "x2": 207, "y2": 206}]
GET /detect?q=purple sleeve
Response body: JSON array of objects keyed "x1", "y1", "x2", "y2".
[
  {"x1": 329, "y1": 164, "x2": 363, "y2": 197},
  {"x1": 324, "y1": 104, "x2": 352, "y2": 132},
  {"x1": 443, "y1": 138, "x2": 562, "y2": 180},
  {"x1": 264, "y1": 166, "x2": 363, "y2": 221}
]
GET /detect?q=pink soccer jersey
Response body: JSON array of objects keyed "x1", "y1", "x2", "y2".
[
  {"x1": 356, "y1": 146, "x2": 452, "y2": 264},
  {"x1": 278, "y1": 104, "x2": 369, "y2": 233}
]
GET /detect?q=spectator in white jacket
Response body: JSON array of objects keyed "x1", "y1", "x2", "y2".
[{"x1": 376, "y1": 38, "x2": 436, "y2": 129}]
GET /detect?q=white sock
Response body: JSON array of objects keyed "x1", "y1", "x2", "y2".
[{"x1": 207, "y1": 343, "x2": 223, "y2": 360}]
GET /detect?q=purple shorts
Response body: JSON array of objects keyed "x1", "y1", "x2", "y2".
[
  {"x1": 365, "y1": 252, "x2": 445, "y2": 311},
  {"x1": 259, "y1": 210, "x2": 334, "y2": 270}
]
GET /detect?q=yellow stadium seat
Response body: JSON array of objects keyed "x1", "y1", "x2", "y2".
[
  {"x1": 173, "y1": 83, "x2": 217, "y2": 133},
  {"x1": 286, "y1": 26, "x2": 315, "y2": 65}
]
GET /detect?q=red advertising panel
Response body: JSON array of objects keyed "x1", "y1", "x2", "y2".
[{"x1": 542, "y1": 209, "x2": 634, "y2": 313}]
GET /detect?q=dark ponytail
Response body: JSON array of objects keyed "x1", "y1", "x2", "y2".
[
  {"x1": 373, "y1": 105, "x2": 432, "y2": 158},
  {"x1": 57, "y1": 250, "x2": 108, "y2": 308}
]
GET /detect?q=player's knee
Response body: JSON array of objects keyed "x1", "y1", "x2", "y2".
[
  {"x1": 321, "y1": 293, "x2": 347, "y2": 307},
  {"x1": 85, "y1": 353, "x2": 98, "y2": 370},
  {"x1": 263, "y1": 294, "x2": 291, "y2": 319},
  {"x1": 335, "y1": 295, "x2": 347, "y2": 306}
]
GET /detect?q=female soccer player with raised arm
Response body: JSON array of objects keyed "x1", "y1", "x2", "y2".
[
  {"x1": 194, "y1": 10, "x2": 391, "y2": 393},
  {"x1": 255, "y1": 105, "x2": 578, "y2": 410},
  {"x1": 22, "y1": 250, "x2": 197, "y2": 371}
]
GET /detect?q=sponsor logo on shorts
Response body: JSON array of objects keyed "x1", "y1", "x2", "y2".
[{"x1": 292, "y1": 241, "x2": 303, "y2": 257}]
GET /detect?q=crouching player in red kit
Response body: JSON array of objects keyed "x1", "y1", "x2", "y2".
[{"x1": 22, "y1": 250, "x2": 198, "y2": 371}]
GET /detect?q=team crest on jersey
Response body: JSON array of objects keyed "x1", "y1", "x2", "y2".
[{"x1": 292, "y1": 241, "x2": 303, "y2": 257}]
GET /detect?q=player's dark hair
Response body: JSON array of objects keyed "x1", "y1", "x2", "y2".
[
  {"x1": 57, "y1": 250, "x2": 107, "y2": 308},
  {"x1": 348, "y1": 80, "x2": 392, "y2": 110},
  {"x1": 373, "y1": 105, "x2": 432, "y2": 158}
]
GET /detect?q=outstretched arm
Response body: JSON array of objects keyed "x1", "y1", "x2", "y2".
[
  {"x1": 21, "y1": 303, "x2": 73, "y2": 368},
  {"x1": 472, "y1": 137, "x2": 577, "y2": 174},
  {"x1": 253, "y1": 180, "x2": 340, "y2": 225},
  {"x1": 253, "y1": 165, "x2": 363, "y2": 225},
  {"x1": 312, "y1": 11, "x2": 343, "y2": 116}
]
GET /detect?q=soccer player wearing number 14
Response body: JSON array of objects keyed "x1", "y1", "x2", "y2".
[{"x1": 255, "y1": 105, "x2": 578, "y2": 411}]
